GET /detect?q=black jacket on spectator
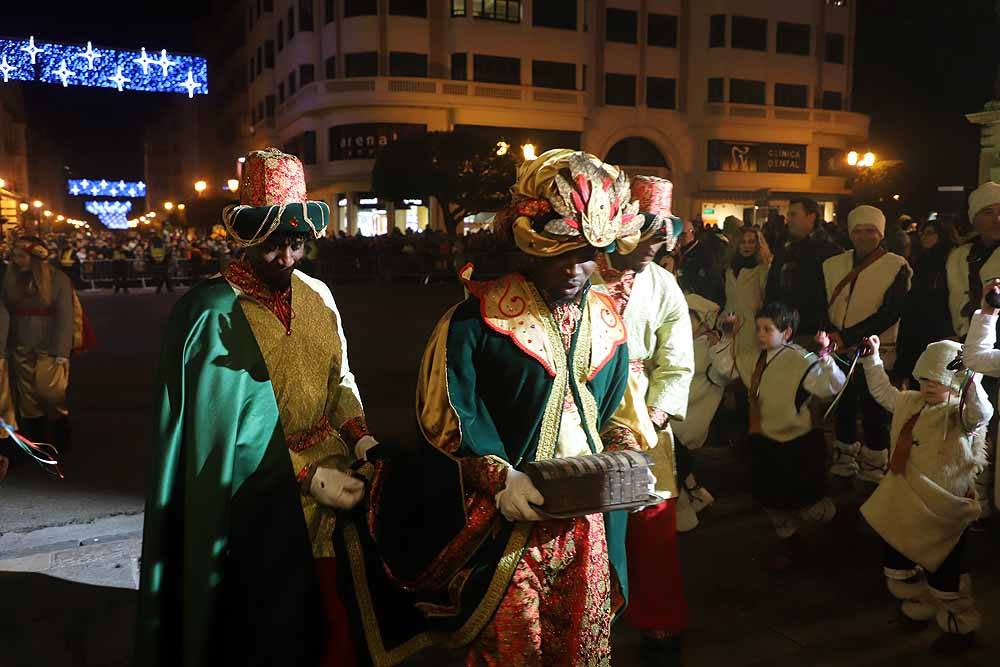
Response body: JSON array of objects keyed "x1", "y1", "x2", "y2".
[
  {"x1": 895, "y1": 243, "x2": 954, "y2": 378},
  {"x1": 677, "y1": 233, "x2": 726, "y2": 305},
  {"x1": 765, "y1": 226, "x2": 843, "y2": 336}
]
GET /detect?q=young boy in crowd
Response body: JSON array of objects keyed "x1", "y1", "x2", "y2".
[
  {"x1": 709, "y1": 302, "x2": 845, "y2": 570},
  {"x1": 859, "y1": 335, "x2": 990, "y2": 656}
]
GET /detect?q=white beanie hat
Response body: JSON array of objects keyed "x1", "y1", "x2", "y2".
[
  {"x1": 847, "y1": 205, "x2": 885, "y2": 236},
  {"x1": 968, "y1": 181, "x2": 1000, "y2": 222},
  {"x1": 685, "y1": 292, "x2": 720, "y2": 329},
  {"x1": 913, "y1": 340, "x2": 964, "y2": 393}
]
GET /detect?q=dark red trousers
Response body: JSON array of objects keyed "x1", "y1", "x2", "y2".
[
  {"x1": 315, "y1": 557, "x2": 358, "y2": 667},
  {"x1": 624, "y1": 499, "x2": 689, "y2": 636}
]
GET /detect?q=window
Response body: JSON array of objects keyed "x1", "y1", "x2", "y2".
[
  {"x1": 606, "y1": 9, "x2": 638, "y2": 44},
  {"x1": 451, "y1": 52, "x2": 467, "y2": 80},
  {"x1": 344, "y1": 0, "x2": 377, "y2": 16},
  {"x1": 265, "y1": 95, "x2": 276, "y2": 118},
  {"x1": 256, "y1": 0, "x2": 262, "y2": 19},
  {"x1": 533, "y1": 0, "x2": 576, "y2": 30},
  {"x1": 732, "y1": 16, "x2": 766, "y2": 50},
  {"x1": 709, "y1": 14, "x2": 726, "y2": 47},
  {"x1": 264, "y1": 41, "x2": 274, "y2": 68},
  {"x1": 288, "y1": 8, "x2": 295, "y2": 38},
  {"x1": 389, "y1": 0, "x2": 426, "y2": 17},
  {"x1": 300, "y1": 64, "x2": 316, "y2": 86},
  {"x1": 473, "y1": 54, "x2": 520, "y2": 85},
  {"x1": 646, "y1": 76, "x2": 676, "y2": 109},
  {"x1": 648, "y1": 13, "x2": 677, "y2": 48},
  {"x1": 288, "y1": 70, "x2": 297, "y2": 95},
  {"x1": 729, "y1": 78, "x2": 765, "y2": 104},
  {"x1": 300, "y1": 0, "x2": 314, "y2": 30},
  {"x1": 251, "y1": 106, "x2": 256, "y2": 125},
  {"x1": 325, "y1": 0, "x2": 335, "y2": 23},
  {"x1": 256, "y1": 46, "x2": 263, "y2": 75},
  {"x1": 472, "y1": 0, "x2": 520, "y2": 23},
  {"x1": 822, "y1": 90, "x2": 843, "y2": 110},
  {"x1": 708, "y1": 77, "x2": 724, "y2": 102},
  {"x1": 303, "y1": 130, "x2": 317, "y2": 165},
  {"x1": 326, "y1": 56, "x2": 336, "y2": 78},
  {"x1": 389, "y1": 52, "x2": 428, "y2": 77},
  {"x1": 345, "y1": 51, "x2": 378, "y2": 77},
  {"x1": 452, "y1": 0, "x2": 466, "y2": 16},
  {"x1": 277, "y1": 20, "x2": 284, "y2": 50},
  {"x1": 258, "y1": 100, "x2": 265, "y2": 121},
  {"x1": 776, "y1": 22, "x2": 810, "y2": 55},
  {"x1": 605, "y1": 73, "x2": 636, "y2": 106},
  {"x1": 249, "y1": 56, "x2": 255, "y2": 82},
  {"x1": 825, "y1": 33, "x2": 845, "y2": 63},
  {"x1": 263, "y1": 0, "x2": 273, "y2": 11},
  {"x1": 774, "y1": 83, "x2": 808, "y2": 107},
  {"x1": 278, "y1": 81, "x2": 285, "y2": 103},
  {"x1": 532, "y1": 60, "x2": 575, "y2": 90}
]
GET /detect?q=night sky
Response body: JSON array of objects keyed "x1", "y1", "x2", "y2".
[{"x1": 3, "y1": 3, "x2": 999, "y2": 214}]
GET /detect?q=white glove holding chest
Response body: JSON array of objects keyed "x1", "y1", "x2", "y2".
[
  {"x1": 495, "y1": 468, "x2": 545, "y2": 522},
  {"x1": 354, "y1": 435, "x2": 379, "y2": 461},
  {"x1": 310, "y1": 466, "x2": 365, "y2": 509}
]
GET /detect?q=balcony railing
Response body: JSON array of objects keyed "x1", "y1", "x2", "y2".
[{"x1": 703, "y1": 102, "x2": 869, "y2": 136}]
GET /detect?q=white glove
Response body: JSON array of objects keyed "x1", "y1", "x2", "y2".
[
  {"x1": 494, "y1": 468, "x2": 545, "y2": 522},
  {"x1": 310, "y1": 466, "x2": 365, "y2": 509},
  {"x1": 354, "y1": 435, "x2": 378, "y2": 461}
]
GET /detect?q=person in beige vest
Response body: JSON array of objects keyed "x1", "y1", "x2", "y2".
[
  {"x1": 824, "y1": 206, "x2": 911, "y2": 483},
  {"x1": 945, "y1": 181, "x2": 1000, "y2": 522},
  {"x1": 859, "y1": 336, "x2": 989, "y2": 656},
  {"x1": 723, "y1": 226, "x2": 772, "y2": 357},
  {"x1": 709, "y1": 302, "x2": 845, "y2": 571}
]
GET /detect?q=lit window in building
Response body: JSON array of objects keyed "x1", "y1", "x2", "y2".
[
  {"x1": 472, "y1": 0, "x2": 521, "y2": 23},
  {"x1": 604, "y1": 73, "x2": 636, "y2": 107},
  {"x1": 532, "y1": 60, "x2": 575, "y2": 90},
  {"x1": 822, "y1": 90, "x2": 844, "y2": 110},
  {"x1": 326, "y1": 56, "x2": 337, "y2": 79},
  {"x1": 647, "y1": 13, "x2": 678, "y2": 48},
  {"x1": 300, "y1": 64, "x2": 316, "y2": 86},
  {"x1": 774, "y1": 83, "x2": 808, "y2": 108},
  {"x1": 533, "y1": 0, "x2": 576, "y2": 30},
  {"x1": 389, "y1": 0, "x2": 427, "y2": 17},
  {"x1": 825, "y1": 33, "x2": 845, "y2": 63},
  {"x1": 646, "y1": 76, "x2": 676, "y2": 109},
  {"x1": 709, "y1": 14, "x2": 726, "y2": 47},
  {"x1": 344, "y1": 0, "x2": 378, "y2": 17},
  {"x1": 299, "y1": 0, "x2": 315, "y2": 30},
  {"x1": 346, "y1": 51, "x2": 379, "y2": 77},
  {"x1": 452, "y1": 0, "x2": 466, "y2": 17},
  {"x1": 325, "y1": 0, "x2": 335, "y2": 23},
  {"x1": 390, "y1": 52, "x2": 429, "y2": 77},
  {"x1": 776, "y1": 22, "x2": 810, "y2": 55},
  {"x1": 451, "y1": 53, "x2": 467, "y2": 80},
  {"x1": 707, "y1": 77, "x2": 725, "y2": 102},
  {"x1": 606, "y1": 8, "x2": 637, "y2": 44},
  {"x1": 729, "y1": 78, "x2": 765, "y2": 105},
  {"x1": 731, "y1": 16, "x2": 767, "y2": 51},
  {"x1": 473, "y1": 54, "x2": 520, "y2": 85}
]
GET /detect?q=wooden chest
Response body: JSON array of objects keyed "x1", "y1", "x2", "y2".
[{"x1": 522, "y1": 450, "x2": 664, "y2": 519}]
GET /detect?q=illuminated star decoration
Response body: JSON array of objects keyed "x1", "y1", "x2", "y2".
[
  {"x1": 85, "y1": 200, "x2": 133, "y2": 230},
  {"x1": 0, "y1": 56, "x2": 14, "y2": 83},
  {"x1": 156, "y1": 49, "x2": 175, "y2": 77},
  {"x1": 21, "y1": 36, "x2": 41, "y2": 64},
  {"x1": 81, "y1": 41, "x2": 101, "y2": 70},
  {"x1": 54, "y1": 60, "x2": 75, "y2": 87},
  {"x1": 68, "y1": 178, "x2": 146, "y2": 197},
  {"x1": 182, "y1": 69, "x2": 200, "y2": 98},
  {"x1": 133, "y1": 47, "x2": 155, "y2": 75},
  {"x1": 108, "y1": 66, "x2": 130, "y2": 92}
]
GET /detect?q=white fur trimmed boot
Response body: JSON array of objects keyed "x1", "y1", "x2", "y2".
[
  {"x1": 858, "y1": 446, "x2": 888, "y2": 483},
  {"x1": 675, "y1": 487, "x2": 699, "y2": 533},
  {"x1": 830, "y1": 440, "x2": 860, "y2": 478},
  {"x1": 929, "y1": 575, "x2": 980, "y2": 656},
  {"x1": 884, "y1": 567, "x2": 936, "y2": 627}
]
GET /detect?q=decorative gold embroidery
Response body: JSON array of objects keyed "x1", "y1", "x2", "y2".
[{"x1": 339, "y1": 415, "x2": 371, "y2": 447}]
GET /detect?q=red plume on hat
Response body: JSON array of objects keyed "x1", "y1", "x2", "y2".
[{"x1": 630, "y1": 176, "x2": 673, "y2": 218}]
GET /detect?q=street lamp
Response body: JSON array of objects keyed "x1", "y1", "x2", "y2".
[
  {"x1": 147, "y1": 211, "x2": 156, "y2": 218},
  {"x1": 227, "y1": 179, "x2": 240, "y2": 192},
  {"x1": 496, "y1": 141, "x2": 510, "y2": 156},
  {"x1": 32, "y1": 200, "x2": 42, "y2": 208},
  {"x1": 56, "y1": 215, "x2": 64, "y2": 221},
  {"x1": 847, "y1": 150, "x2": 876, "y2": 168},
  {"x1": 0, "y1": 178, "x2": 6, "y2": 189},
  {"x1": 194, "y1": 180, "x2": 207, "y2": 196},
  {"x1": 177, "y1": 203, "x2": 186, "y2": 211},
  {"x1": 18, "y1": 202, "x2": 28, "y2": 212},
  {"x1": 521, "y1": 143, "x2": 537, "y2": 161},
  {"x1": 43, "y1": 210, "x2": 52, "y2": 218},
  {"x1": 164, "y1": 201, "x2": 174, "y2": 211}
]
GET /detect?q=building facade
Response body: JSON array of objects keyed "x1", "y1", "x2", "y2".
[
  {"x1": 205, "y1": 0, "x2": 868, "y2": 234},
  {"x1": 0, "y1": 86, "x2": 29, "y2": 229}
]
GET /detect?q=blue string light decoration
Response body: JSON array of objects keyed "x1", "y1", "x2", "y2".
[
  {"x1": 0, "y1": 36, "x2": 207, "y2": 97},
  {"x1": 85, "y1": 200, "x2": 133, "y2": 229},
  {"x1": 68, "y1": 178, "x2": 146, "y2": 198}
]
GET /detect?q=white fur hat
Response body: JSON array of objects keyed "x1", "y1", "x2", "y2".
[
  {"x1": 913, "y1": 340, "x2": 964, "y2": 393},
  {"x1": 968, "y1": 181, "x2": 1000, "y2": 222},
  {"x1": 847, "y1": 205, "x2": 885, "y2": 236}
]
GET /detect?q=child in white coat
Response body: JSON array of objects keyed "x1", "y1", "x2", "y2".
[
  {"x1": 963, "y1": 276, "x2": 1000, "y2": 517},
  {"x1": 860, "y1": 335, "x2": 990, "y2": 656}
]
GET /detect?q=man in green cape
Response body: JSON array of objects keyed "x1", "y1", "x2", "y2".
[{"x1": 136, "y1": 149, "x2": 376, "y2": 667}]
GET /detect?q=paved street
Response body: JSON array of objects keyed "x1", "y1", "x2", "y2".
[{"x1": 1, "y1": 283, "x2": 998, "y2": 666}]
